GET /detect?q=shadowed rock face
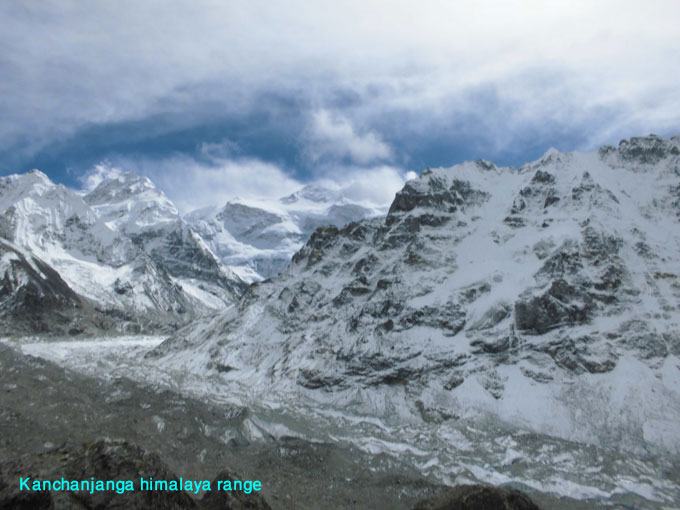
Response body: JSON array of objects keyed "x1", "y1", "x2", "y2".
[
  {"x1": 0, "y1": 239, "x2": 123, "y2": 336},
  {"x1": 0, "y1": 468, "x2": 54, "y2": 510},
  {"x1": 411, "y1": 484, "x2": 541, "y2": 510}
]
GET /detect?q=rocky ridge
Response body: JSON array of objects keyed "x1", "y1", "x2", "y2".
[{"x1": 152, "y1": 134, "x2": 680, "y2": 456}]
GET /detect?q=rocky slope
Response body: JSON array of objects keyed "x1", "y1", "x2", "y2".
[
  {"x1": 0, "y1": 238, "x2": 107, "y2": 335},
  {"x1": 0, "y1": 341, "x2": 514, "y2": 510},
  {"x1": 185, "y1": 184, "x2": 382, "y2": 282},
  {"x1": 0, "y1": 170, "x2": 243, "y2": 334},
  {"x1": 153, "y1": 134, "x2": 680, "y2": 457}
]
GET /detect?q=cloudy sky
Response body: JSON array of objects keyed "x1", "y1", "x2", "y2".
[{"x1": 1, "y1": 1, "x2": 679, "y2": 211}]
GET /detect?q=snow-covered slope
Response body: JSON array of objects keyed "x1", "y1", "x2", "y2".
[
  {"x1": 84, "y1": 172, "x2": 246, "y2": 308},
  {"x1": 153, "y1": 134, "x2": 680, "y2": 456},
  {"x1": 185, "y1": 183, "x2": 383, "y2": 282},
  {"x1": 0, "y1": 170, "x2": 242, "y2": 333}
]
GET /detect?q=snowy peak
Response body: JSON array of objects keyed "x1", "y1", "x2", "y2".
[
  {"x1": 84, "y1": 172, "x2": 179, "y2": 233},
  {"x1": 0, "y1": 169, "x2": 246, "y2": 333},
  {"x1": 186, "y1": 185, "x2": 381, "y2": 282},
  {"x1": 0, "y1": 170, "x2": 119, "y2": 259},
  {"x1": 280, "y1": 183, "x2": 342, "y2": 204},
  {"x1": 83, "y1": 171, "x2": 246, "y2": 308}
]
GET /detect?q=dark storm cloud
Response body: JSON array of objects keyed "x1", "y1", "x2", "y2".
[{"x1": 1, "y1": 1, "x2": 679, "y2": 209}]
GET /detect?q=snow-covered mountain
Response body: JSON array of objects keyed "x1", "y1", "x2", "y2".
[
  {"x1": 185, "y1": 183, "x2": 384, "y2": 282},
  {"x1": 0, "y1": 170, "x2": 244, "y2": 334},
  {"x1": 84, "y1": 172, "x2": 246, "y2": 308},
  {"x1": 153, "y1": 134, "x2": 680, "y2": 456}
]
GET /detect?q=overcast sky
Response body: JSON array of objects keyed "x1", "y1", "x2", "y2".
[{"x1": 1, "y1": 1, "x2": 679, "y2": 211}]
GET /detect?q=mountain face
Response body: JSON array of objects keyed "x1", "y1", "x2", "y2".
[
  {"x1": 84, "y1": 172, "x2": 246, "y2": 308},
  {"x1": 185, "y1": 184, "x2": 383, "y2": 282},
  {"x1": 153, "y1": 134, "x2": 680, "y2": 455},
  {"x1": 0, "y1": 171, "x2": 243, "y2": 334}
]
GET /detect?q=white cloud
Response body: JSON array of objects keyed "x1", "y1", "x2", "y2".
[
  {"x1": 82, "y1": 155, "x2": 301, "y2": 213},
  {"x1": 306, "y1": 110, "x2": 393, "y2": 165},
  {"x1": 79, "y1": 163, "x2": 125, "y2": 191},
  {"x1": 334, "y1": 166, "x2": 412, "y2": 207},
  {"x1": 81, "y1": 155, "x2": 415, "y2": 214},
  {"x1": 154, "y1": 159, "x2": 304, "y2": 213},
  {"x1": 2, "y1": 0, "x2": 678, "y2": 158}
]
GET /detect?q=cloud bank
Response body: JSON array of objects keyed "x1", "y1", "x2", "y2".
[{"x1": 2, "y1": 0, "x2": 679, "y2": 203}]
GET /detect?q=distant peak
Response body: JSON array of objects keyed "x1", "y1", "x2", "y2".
[
  {"x1": 25, "y1": 169, "x2": 52, "y2": 184},
  {"x1": 92, "y1": 171, "x2": 156, "y2": 193},
  {"x1": 475, "y1": 159, "x2": 497, "y2": 171},
  {"x1": 281, "y1": 183, "x2": 339, "y2": 204},
  {"x1": 540, "y1": 147, "x2": 562, "y2": 161}
]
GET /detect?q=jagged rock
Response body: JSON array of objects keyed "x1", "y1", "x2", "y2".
[
  {"x1": 389, "y1": 178, "x2": 489, "y2": 215},
  {"x1": 410, "y1": 484, "x2": 541, "y2": 510},
  {"x1": 537, "y1": 335, "x2": 618, "y2": 374},
  {"x1": 0, "y1": 240, "x2": 118, "y2": 336},
  {"x1": 515, "y1": 280, "x2": 595, "y2": 334},
  {"x1": 617, "y1": 134, "x2": 679, "y2": 164}
]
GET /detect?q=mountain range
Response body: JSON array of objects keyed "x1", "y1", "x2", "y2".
[
  {"x1": 149, "y1": 134, "x2": 680, "y2": 458},
  {"x1": 0, "y1": 170, "x2": 381, "y2": 335},
  {"x1": 2, "y1": 134, "x2": 680, "y2": 507}
]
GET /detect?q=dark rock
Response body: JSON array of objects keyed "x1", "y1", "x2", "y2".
[
  {"x1": 297, "y1": 369, "x2": 345, "y2": 390},
  {"x1": 0, "y1": 467, "x2": 54, "y2": 510},
  {"x1": 459, "y1": 282, "x2": 491, "y2": 303},
  {"x1": 543, "y1": 195, "x2": 560, "y2": 208},
  {"x1": 468, "y1": 302, "x2": 511, "y2": 330},
  {"x1": 509, "y1": 197, "x2": 526, "y2": 214},
  {"x1": 515, "y1": 280, "x2": 595, "y2": 334},
  {"x1": 63, "y1": 440, "x2": 199, "y2": 510},
  {"x1": 443, "y1": 376, "x2": 464, "y2": 390},
  {"x1": 503, "y1": 215, "x2": 525, "y2": 228},
  {"x1": 538, "y1": 336, "x2": 618, "y2": 374},
  {"x1": 634, "y1": 241, "x2": 654, "y2": 259},
  {"x1": 537, "y1": 243, "x2": 582, "y2": 278},
  {"x1": 581, "y1": 227, "x2": 622, "y2": 261},
  {"x1": 411, "y1": 484, "x2": 541, "y2": 510},
  {"x1": 352, "y1": 254, "x2": 379, "y2": 275},
  {"x1": 399, "y1": 302, "x2": 465, "y2": 336},
  {"x1": 470, "y1": 335, "x2": 510, "y2": 354},
  {"x1": 114, "y1": 278, "x2": 133, "y2": 295},
  {"x1": 292, "y1": 226, "x2": 340, "y2": 267},
  {"x1": 618, "y1": 134, "x2": 677, "y2": 164},
  {"x1": 201, "y1": 470, "x2": 271, "y2": 509},
  {"x1": 531, "y1": 170, "x2": 555, "y2": 185},
  {"x1": 388, "y1": 178, "x2": 489, "y2": 215}
]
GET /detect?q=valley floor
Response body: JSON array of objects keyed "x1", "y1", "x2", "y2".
[{"x1": 1, "y1": 336, "x2": 678, "y2": 509}]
